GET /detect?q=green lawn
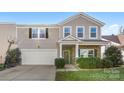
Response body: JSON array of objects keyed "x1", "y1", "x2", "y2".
[{"x1": 56, "y1": 68, "x2": 124, "y2": 81}]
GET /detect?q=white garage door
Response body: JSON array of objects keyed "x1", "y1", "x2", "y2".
[{"x1": 21, "y1": 49, "x2": 57, "y2": 65}]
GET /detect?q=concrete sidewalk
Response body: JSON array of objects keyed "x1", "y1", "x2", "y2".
[
  {"x1": 0, "y1": 65, "x2": 56, "y2": 81},
  {"x1": 56, "y1": 64, "x2": 79, "y2": 72}
]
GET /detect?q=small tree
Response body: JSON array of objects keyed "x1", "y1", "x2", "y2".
[
  {"x1": 104, "y1": 46, "x2": 123, "y2": 67},
  {"x1": 4, "y1": 37, "x2": 15, "y2": 68},
  {"x1": 4, "y1": 48, "x2": 21, "y2": 68}
]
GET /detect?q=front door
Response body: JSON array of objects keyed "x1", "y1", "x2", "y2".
[{"x1": 63, "y1": 50, "x2": 70, "y2": 64}]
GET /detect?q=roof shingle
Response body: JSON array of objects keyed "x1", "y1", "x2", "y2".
[{"x1": 102, "y1": 35, "x2": 120, "y2": 44}]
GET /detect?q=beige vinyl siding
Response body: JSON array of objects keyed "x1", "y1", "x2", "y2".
[
  {"x1": 59, "y1": 16, "x2": 101, "y2": 40},
  {"x1": 0, "y1": 24, "x2": 16, "y2": 63},
  {"x1": 17, "y1": 27, "x2": 59, "y2": 49}
]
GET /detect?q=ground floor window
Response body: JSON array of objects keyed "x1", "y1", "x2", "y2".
[{"x1": 79, "y1": 49, "x2": 94, "y2": 58}]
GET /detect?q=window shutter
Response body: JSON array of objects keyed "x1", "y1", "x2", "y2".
[
  {"x1": 46, "y1": 28, "x2": 48, "y2": 38},
  {"x1": 29, "y1": 28, "x2": 32, "y2": 39}
]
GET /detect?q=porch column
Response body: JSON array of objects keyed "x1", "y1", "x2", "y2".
[
  {"x1": 75, "y1": 44, "x2": 79, "y2": 58},
  {"x1": 59, "y1": 43, "x2": 62, "y2": 58}
]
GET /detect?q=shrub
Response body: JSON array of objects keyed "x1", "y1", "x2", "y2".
[
  {"x1": 101, "y1": 58, "x2": 113, "y2": 68},
  {"x1": 103, "y1": 46, "x2": 123, "y2": 67},
  {"x1": 55, "y1": 58, "x2": 65, "y2": 68},
  {"x1": 76, "y1": 57, "x2": 102, "y2": 69},
  {"x1": 0, "y1": 64, "x2": 4, "y2": 71},
  {"x1": 4, "y1": 48, "x2": 21, "y2": 68}
]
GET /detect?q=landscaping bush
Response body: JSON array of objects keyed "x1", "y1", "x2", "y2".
[
  {"x1": 76, "y1": 57, "x2": 102, "y2": 69},
  {"x1": 0, "y1": 64, "x2": 4, "y2": 71},
  {"x1": 103, "y1": 46, "x2": 123, "y2": 67},
  {"x1": 4, "y1": 48, "x2": 21, "y2": 68},
  {"x1": 55, "y1": 58, "x2": 65, "y2": 68},
  {"x1": 101, "y1": 58, "x2": 113, "y2": 68}
]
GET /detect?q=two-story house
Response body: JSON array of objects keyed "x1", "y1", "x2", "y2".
[{"x1": 0, "y1": 13, "x2": 108, "y2": 65}]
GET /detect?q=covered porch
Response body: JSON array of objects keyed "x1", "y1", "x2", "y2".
[
  {"x1": 59, "y1": 44, "x2": 102, "y2": 64},
  {"x1": 58, "y1": 35, "x2": 108, "y2": 64}
]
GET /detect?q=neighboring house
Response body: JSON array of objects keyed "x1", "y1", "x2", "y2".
[
  {"x1": 0, "y1": 23, "x2": 17, "y2": 63},
  {"x1": 102, "y1": 35, "x2": 120, "y2": 46},
  {"x1": 117, "y1": 34, "x2": 124, "y2": 60},
  {"x1": 102, "y1": 34, "x2": 124, "y2": 60},
  {"x1": 101, "y1": 35, "x2": 121, "y2": 58},
  {"x1": 0, "y1": 13, "x2": 108, "y2": 65}
]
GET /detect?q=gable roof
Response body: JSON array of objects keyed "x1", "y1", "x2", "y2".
[
  {"x1": 59, "y1": 13, "x2": 105, "y2": 26},
  {"x1": 58, "y1": 35, "x2": 81, "y2": 42},
  {"x1": 102, "y1": 35, "x2": 120, "y2": 44}
]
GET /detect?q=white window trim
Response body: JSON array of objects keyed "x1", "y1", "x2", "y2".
[
  {"x1": 76, "y1": 26, "x2": 85, "y2": 39},
  {"x1": 31, "y1": 28, "x2": 46, "y2": 39},
  {"x1": 79, "y1": 49, "x2": 94, "y2": 57},
  {"x1": 88, "y1": 49, "x2": 94, "y2": 57},
  {"x1": 89, "y1": 26, "x2": 98, "y2": 39},
  {"x1": 63, "y1": 26, "x2": 72, "y2": 38}
]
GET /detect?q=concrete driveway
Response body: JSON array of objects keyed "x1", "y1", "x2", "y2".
[{"x1": 0, "y1": 65, "x2": 56, "y2": 81}]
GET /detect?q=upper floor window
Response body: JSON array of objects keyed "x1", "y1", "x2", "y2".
[
  {"x1": 76, "y1": 26, "x2": 84, "y2": 38},
  {"x1": 89, "y1": 26, "x2": 97, "y2": 39},
  {"x1": 32, "y1": 28, "x2": 38, "y2": 38},
  {"x1": 63, "y1": 26, "x2": 71, "y2": 38},
  {"x1": 39, "y1": 29, "x2": 46, "y2": 38},
  {"x1": 31, "y1": 28, "x2": 48, "y2": 39}
]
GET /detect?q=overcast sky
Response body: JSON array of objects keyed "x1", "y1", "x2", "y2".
[{"x1": 0, "y1": 12, "x2": 124, "y2": 35}]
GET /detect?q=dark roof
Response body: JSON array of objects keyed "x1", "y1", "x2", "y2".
[{"x1": 102, "y1": 35, "x2": 120, "y2": 44}]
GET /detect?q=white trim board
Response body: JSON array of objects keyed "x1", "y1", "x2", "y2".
[{"x1": 58, "y1": 35, "x2": 81, "y2": 42}]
